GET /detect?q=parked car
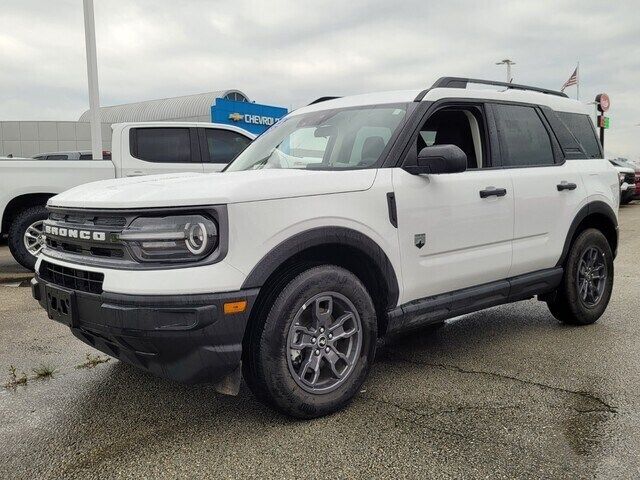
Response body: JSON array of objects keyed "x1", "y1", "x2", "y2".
[
  {"x1": 609, "y1": 159, "x2": 637, "y2": 204},
  {"x1": 609, "y1": 158, "x2": 639, "y2": 202},
  {"x1": 32, "y1": 77, "x2": 618, "y2": 418},
  {"x1": 32, "y1": 150, "x2": 112, "y2": 160},
  {"x1": 0, "y1": 122, "x2": 254, "y2": 270}
]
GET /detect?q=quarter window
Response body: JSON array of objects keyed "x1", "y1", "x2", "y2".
[
  {"x1": 494, "y1": 104, "x2": 555, "y2": 167},
  {"x1": 557, "y1": 112, "x2": 601, "y2": 158},
  {"x1": 131, "y1": 128, "x2": 191, "y2": 163},
  {"x1": 204, "y1": 129, "x2": 251, "y2": 164}
]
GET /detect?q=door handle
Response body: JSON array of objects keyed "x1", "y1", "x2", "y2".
[
  {"x1": 479, "y1": 187, "x2": 507, "y2": 198},
  {"x1": 557, "y1": 181, "x2": 577, "y2": 191}
]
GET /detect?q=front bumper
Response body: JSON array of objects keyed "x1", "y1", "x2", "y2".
[{"x1": 32, "y1": 275, "x2": 258, "y2": 385}]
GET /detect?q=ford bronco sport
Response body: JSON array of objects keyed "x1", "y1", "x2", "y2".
[{"x1": 32, "y1": 77, "x2": 619, "y2": 418}]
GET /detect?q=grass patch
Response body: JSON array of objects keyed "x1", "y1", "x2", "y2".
[
  {"x1": 32, "y1": 363, "x2": 58, "y2": 379},
  {"x1": 76, "y1": 352, "x2": 110, "y2": 369},
  {"x1": 5, "y1": 365, "x2": 28, "y2": 389}
]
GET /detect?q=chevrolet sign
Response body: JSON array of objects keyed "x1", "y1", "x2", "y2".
[
  {"x1": 44, "y1": 224, "x2": 107, "y2": 242},
  {"x1": 229, "y1": 112, "x2": 277, "y2": 126}
]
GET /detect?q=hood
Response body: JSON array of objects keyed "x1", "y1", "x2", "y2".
[{"x1": 48, "y1": 169, "x2": 377, "y2": 209}]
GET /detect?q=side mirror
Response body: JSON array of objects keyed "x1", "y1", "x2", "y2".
[{"x1": 403, "y1": 144, "x2": 467, "y2": 175}]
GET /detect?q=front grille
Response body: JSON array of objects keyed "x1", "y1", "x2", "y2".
[
  {"x1": 45, "y1": 237, "x2": 126, "y2": 259},
  {"x1": 45, "y1": 210, "x2": 130, "y2": 264},
  {"x1": 39, "y1": 260, "x2": 104, "y2": 294},
  {"x1": 49, "y1": 212, "x2": 126, "y2": 227},
  {"x1": 623, "y1": 172, "x2": 635, "y2": 185}
]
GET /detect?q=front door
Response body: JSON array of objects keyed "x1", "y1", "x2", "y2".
[{"x1": 392, "y1": 103, "x2": 514, "y2": 304}]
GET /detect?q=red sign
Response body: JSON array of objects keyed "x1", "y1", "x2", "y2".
[{"x1": 596, "y1": 93, "x2": 610, "y2": 112}]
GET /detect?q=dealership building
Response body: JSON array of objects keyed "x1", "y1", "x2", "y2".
[{"x1": 0, "y1": 89, "x2": 287, "y2": 157}]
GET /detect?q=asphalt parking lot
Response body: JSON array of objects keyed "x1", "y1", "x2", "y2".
[{"x1": 1, "y1": 204, "x2": 639, "y2": 479}]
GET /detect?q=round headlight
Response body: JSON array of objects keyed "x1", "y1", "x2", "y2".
[
  {"x1": 119, "y1": 214, "x2": 218, "y2": 263},
  {"x1": 185, "y1": 222, "x2": 208, "y2": 255}
]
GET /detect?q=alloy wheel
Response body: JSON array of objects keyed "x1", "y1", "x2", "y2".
[
  {"x1": 23, "y1": 220, "x2": 46, "y2": 257},
  {"x1": 576, "y1": 245, "x2": 607, "y2": 307},
  {"x1": 286, "y1": 292, "x2": 363, "y2": 394}
]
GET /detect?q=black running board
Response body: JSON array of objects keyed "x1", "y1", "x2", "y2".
[{"x1": 385, "y1": 267, "x2": 563, "y2": 335}]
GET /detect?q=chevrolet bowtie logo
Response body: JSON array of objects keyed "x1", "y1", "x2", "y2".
[{"x1": 228, "y1": 113, "x2": 244, "y2": 122}]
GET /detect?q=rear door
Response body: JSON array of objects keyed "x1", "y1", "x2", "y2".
[
  {"x1": 491, "y1": 103, "x2": 584, "y2": 276},
  {"x1": 122, "y1": 126, "x2": 204, "y2": 177},
  {"x1": 200, "y1": 128, "x2": 253, "y2": 173},
  {"x1": 393, "y1": 102, "x2": 514, "y2": 302}
]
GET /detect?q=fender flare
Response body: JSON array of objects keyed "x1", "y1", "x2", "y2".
[
  {"x1": 241, "y1": 226, "x2": 400, "y2": 309},
  {"x1": 556, "y1": 201, "x2": 618, "y2": 267}
]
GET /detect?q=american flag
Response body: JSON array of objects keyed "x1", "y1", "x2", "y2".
[{"x1": 561, "y1": 67, "x2": 578, "y2": 92}]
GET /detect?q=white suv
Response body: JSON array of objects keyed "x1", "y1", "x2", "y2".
[{"x1": 32, "y1": 77, "x2": 619, "y2": 418}]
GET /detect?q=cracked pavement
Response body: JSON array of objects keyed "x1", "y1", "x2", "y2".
[{"x1": 1, "y1": 203, "x2": 639, "y2": 479}]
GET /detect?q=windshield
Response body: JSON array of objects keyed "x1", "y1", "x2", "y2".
[{"x1": 225, "y1": 104, "x2": 408, "y2": 171}]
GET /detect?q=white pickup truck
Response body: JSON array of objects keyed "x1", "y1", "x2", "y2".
[{"x1": 0, "y1": 122, "x2": 254, "y2": 270}]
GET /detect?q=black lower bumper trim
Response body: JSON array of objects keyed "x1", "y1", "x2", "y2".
[{"x1": 32, "y1": 276, "x2": 258, "y2": 385}]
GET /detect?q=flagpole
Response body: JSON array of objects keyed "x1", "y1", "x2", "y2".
[{"x1": 576, "y1": 62, "x2": 580, "y2": 101}]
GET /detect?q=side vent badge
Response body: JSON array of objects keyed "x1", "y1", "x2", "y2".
[{"x1": 414, "y1": 233, "x2": 426, "y2": 249}]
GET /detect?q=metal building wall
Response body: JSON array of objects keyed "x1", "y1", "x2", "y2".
[{"x1": 0, "y1": 121, "x2": 112, "y2": 157}]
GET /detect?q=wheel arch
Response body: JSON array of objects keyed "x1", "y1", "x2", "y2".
[
  {"x1": 2, "y1": 193, "x2": 55, "y2": 234},
  {"x1": 556, "y1": 201, "x2": 618, "y2": 267},
  {"x1": 241, "y1": 226, "x2": 400, "y2": 337}
]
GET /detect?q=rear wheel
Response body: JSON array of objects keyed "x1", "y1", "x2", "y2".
[
  {"x1": 8, "y1": 205, "x2": 48, "y2": 271},
  {"x1": 546, "y1": 228, "x2": 614, "y2": 325},
  {"x1": 243, "y1": 265, "x2": 377, "y2": 418}
]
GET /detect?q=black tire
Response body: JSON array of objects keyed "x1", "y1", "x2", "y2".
[
  {"x1": 546, "y1": 228, "x2": 614, "y2": 325},
  {"x1": 8, "y1": 205, "x2": 48, "y2": 271},
  {"x1": 243, "y1": 265, "x2": 377, "y2": 418}
]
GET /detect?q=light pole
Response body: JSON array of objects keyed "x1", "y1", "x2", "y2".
[
  {"x1": 496, "y1": 59, "x2": 516, "y2": 83},
  {"x1": 83, "y1": 0, "x2": 102, "y2": 160}
]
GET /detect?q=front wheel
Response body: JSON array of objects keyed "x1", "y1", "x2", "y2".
[
  {"x1": 546, "y1": 228, "x2": 614, "y2": 325},
  {"x1": 8, "y1": 205, "x2": 49, "y2": 271},
  {"x1": 243, "y1": 265, "x2": 377, "y2": 418}
]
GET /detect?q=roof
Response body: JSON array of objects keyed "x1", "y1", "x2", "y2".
[
  {"x1": 78, "y1": 90, "x2": 250, "y2": 123},
  {"x1": 293, "y1": 80, "x2": 589, "y2": 117}
]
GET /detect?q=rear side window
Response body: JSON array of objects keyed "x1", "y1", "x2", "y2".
[
  {"x1": 493, "y1": 104, "x2": 555, "y2": 167},
  {"x1": 79, "y1": 154, "x2": 92, "y2": 160},
  {"x1": 557, "y1": 112, "x2": 601, "y2": 158},
  {"x1": 203, "y1": 129, "x2": 251, "y2": 164},
  {"x1": 131, "y1": 128, "x2": 191, "y2": 163}
]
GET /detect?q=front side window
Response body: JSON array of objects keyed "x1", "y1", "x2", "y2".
[
  {"x1": 204, "y1": 129, "x2": 251, "y2": 164},
  {"x1": 494, "y1": 104, "x2": 555, "y2": 167},
  {"x1": 46, "y1": 154, "x2": 68, "y2": 160},
  {"x1": 557, "y1": 112, "x2": 601, "y2": 158},
  {"x1": 416, "y1": 107, "x2": 486, "y2": 169},
  {"x1": 131, "y1": 128, "x2": 191, "y2": 163},
  {"x1": 225, "y1": 105, "x2": 408, "y2": 171}
]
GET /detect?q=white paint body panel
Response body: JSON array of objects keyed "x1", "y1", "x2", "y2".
[
  {"x1": 509, "y1": 162, "x2": 585, "y2": 276},
  {"x1": 40, "y1": 169, "x2": 401, "y2": 297},
  {"x1": 392, "y1": 167, "x2": 513, "y2": 302}
]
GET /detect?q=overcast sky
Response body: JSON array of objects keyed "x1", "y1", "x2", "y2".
[{"x1": 1, "y1": 0, "x2": 638, "y2": 160}]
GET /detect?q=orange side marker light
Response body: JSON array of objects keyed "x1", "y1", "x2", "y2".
[{"x1": 224, "y1": 300, "x2": 247, "y2": 315}]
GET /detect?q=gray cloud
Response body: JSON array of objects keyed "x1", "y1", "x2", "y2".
[{"x1": 0, "y1": 0, "x2": 638, "y2": 159}]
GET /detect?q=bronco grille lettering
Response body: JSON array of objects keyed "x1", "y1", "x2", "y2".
[{"x1": 45, "y1": 224, "x2": 108, "y2": 242}]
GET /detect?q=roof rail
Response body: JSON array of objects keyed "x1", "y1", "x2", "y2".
[
  {"x1": 308, "y1": 96, "x2": 341, "y2": 106},
  {"x1": 414, "y1": 77, "x2": 568, "y2": 101}
]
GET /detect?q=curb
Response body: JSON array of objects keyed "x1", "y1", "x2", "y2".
[{"x1": 0, "y1": 274, "x2": 34, "y2": 285}]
